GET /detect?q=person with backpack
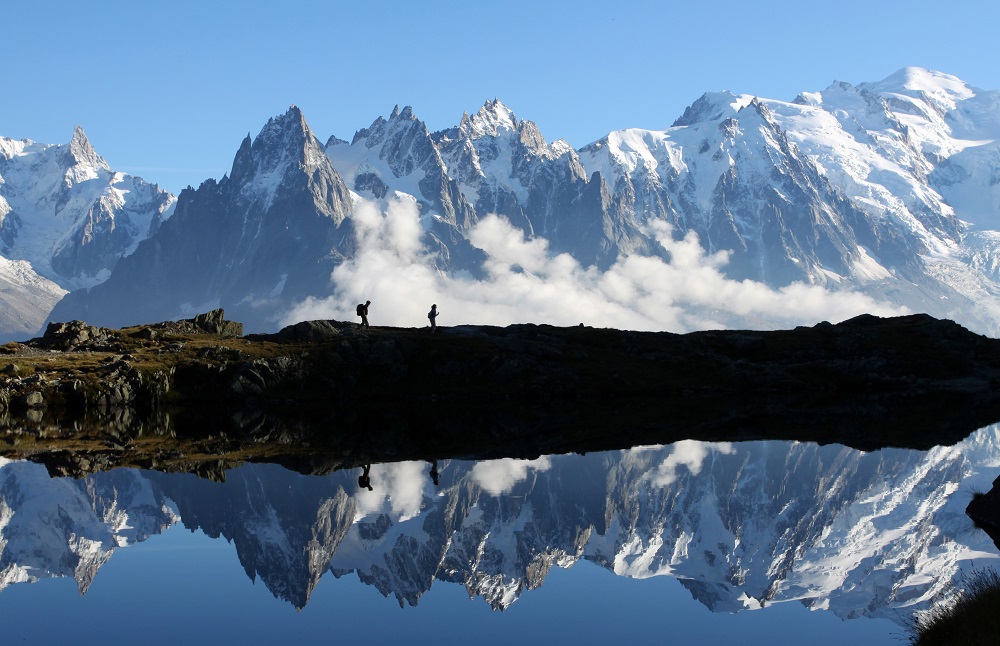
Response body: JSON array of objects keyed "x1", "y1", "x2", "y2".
[
  {"x1": 357, "y1": 300, "x2": 371, "y2": 328},
  {"x1": 428, "y1": 304, "x2": 439, "y2": 332},
  {"x1": 358, "y1": 464, "x2": 373, "y2": 491}
]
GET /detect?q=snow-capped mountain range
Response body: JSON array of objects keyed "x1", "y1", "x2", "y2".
[
  {"x1": 6, "y1": 67, "x2": 1000, "y2": 337},
  {"x1": 0, "y1": 128, "x2": 174, "y2": 339},
  {"x1": 1, "y1": 427, "x2": 998, "y2": 622}
]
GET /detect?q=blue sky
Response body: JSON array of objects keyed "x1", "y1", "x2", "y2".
[{"x1": 6, "y1": 0, "x2": 1000, "y2": 195}]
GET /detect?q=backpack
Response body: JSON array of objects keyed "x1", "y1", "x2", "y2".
[{"x1": 357, "y1": 303, "x2": 365, "y2": 316}]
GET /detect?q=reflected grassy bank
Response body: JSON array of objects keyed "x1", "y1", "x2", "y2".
[{"x1": 911, "y1": 569, "x2": 1000, "y2": 645}]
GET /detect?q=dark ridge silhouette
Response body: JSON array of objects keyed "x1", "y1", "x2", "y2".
[{"x1": 1, "y1": 309, "x2": 1000, "y2": 478}]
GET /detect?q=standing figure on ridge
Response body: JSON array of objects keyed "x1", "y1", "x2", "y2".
[
  {"x1": 358, "y1": 464, "x2": 373, "y2": 491},
  {"x1": 428, "y1": 304, "x2": 439, "y2": 333},
  {"x1": 357, "y1": 300, "x2": 371, "y2": 328}
]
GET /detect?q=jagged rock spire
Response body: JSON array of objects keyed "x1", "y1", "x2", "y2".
[{"x1": 66, "y1": 125, "x2": 109, "y2": 171}]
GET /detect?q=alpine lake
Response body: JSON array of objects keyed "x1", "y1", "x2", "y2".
[{"x1": 0, "y1": 421, "x2": 997, "y2": 645}]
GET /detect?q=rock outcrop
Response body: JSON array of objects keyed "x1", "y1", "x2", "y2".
[{"x1": 967, "y1": 476, "x2": 1000, "y2": 551}]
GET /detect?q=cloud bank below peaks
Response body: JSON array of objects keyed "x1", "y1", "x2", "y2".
[{"x1": 282, "y1": 198, "x2": 907, "y2": 332}]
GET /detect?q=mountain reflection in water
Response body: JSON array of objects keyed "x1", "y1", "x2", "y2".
[{"x1": 2, "y1": 426, "x2": 999, "y2": 643}]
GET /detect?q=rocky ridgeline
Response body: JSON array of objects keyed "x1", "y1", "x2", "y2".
[
  {"x1": 0, "y1": 309, "x2": 243, "y2": 418},
  {"x1": 37, "y1": 309, "x2": 244, "y2": 351},
  {"x1": 0, "y1": 310, "x2": 1000, "y2": 475}
]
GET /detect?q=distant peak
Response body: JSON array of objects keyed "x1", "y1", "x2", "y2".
[
  {"x1": 279, "y1": 104, "x2": 306, "y2": 125},
  {"x1": 351, "y1": 104, "x2": 428, "y2": 148},
  {"x1": 224, "y1": 105, "x2": 344, "y2": 206},
  {"x1": 480, "y1": 98, "x2": 515, "y2": 120},
  {"x1": 229, "y1": 106, "x2": 326, "y2": 181},
  {"x1": 793, "y1": 91, "x2": 823, "y2": 106},
  {"x1": 67, "y1": 125, "x2": 107, "y2": 169},
  {"x1": 325, "y1": 134, "x2": 348, "y2": 148},
  {"x1": 380, "y1": 104, "x2": 420, "y2": 125},
  {"x1": 672, "y1": 91, "x2": 754, "y2": 127},
  {"x1": 464, "y1": 99, "x2": 518, "y2": 138},
  {"x1": 260, "y1": 105, "x2": 313, "y2": 139},
  {"x1": 887, "y1": 66, "x2": 953, "y2": 87},
  {"x1": 861, "y1": 67, "x2": 974, "y2": 105},
  {"x1": 70, "y1": 125, "x2": 92, "y2": 153}
]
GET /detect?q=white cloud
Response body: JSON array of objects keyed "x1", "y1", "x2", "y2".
[
  {"x1": 352, "y1": 460, "x2": 429, "y2": 521},
  {"x1": 282, "y1": 197, "x2": 908, "y2": 332},
  {"x1": 470, "y1": 457, "x2": 553, "y2": 496},
  {"x1": 647, "y1": 440, "x2": 736, "y2": 487}
]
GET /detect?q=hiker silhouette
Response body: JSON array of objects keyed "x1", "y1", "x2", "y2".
[
  {"x1": 358, "y1": 464, "x2": 373, "y2": 491},
  {"x1": 357, "y1": 300, "x2": 371, "y2": 328},
  {"x1": 428, "y1": 304, "x2": 439, "y2": 332}
]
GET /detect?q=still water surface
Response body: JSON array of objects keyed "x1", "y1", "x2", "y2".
[{"x1": 2, "y1": 425, "x2": 999, "y2": 645}]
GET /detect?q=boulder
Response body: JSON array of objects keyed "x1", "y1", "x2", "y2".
[
  {"x1": 39, "y1": 320, "x2": 112, "y2": 350},
  {"x1": 192, "y1": 309, "x2": 243, "y2": 337},
  {"x1": 272, "y1": 319, "x2": 355, "y2": 341}
]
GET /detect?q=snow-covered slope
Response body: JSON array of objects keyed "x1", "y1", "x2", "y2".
[
  {"x1": 0, "y1": 127, "x2": 174, "y2": 339},
  {"x1": 572, "y1": 68, "x2": 1000, "y2": 332},
  {"x1": 0, "y1": 257, "x2": 66, "y2": 340},
  {"x1": 0, "y1": 127, "x2": 175, "y2": 286},
  {"x1": 582, "y1": 95, "x2": 909, "y2": 286}
]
